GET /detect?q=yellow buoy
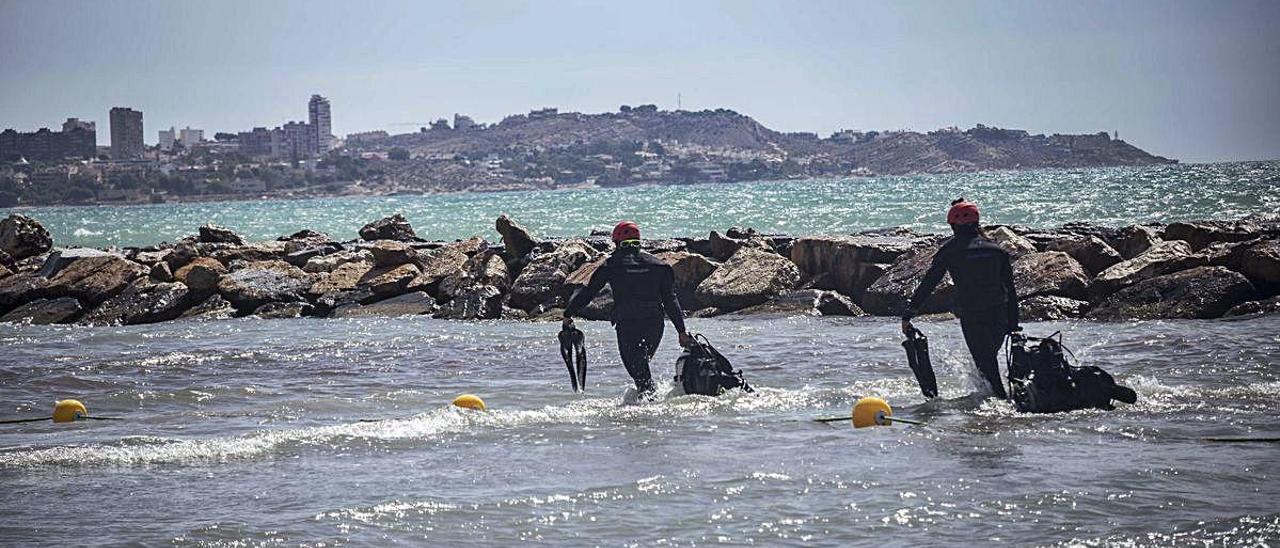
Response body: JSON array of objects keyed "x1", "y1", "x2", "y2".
[
  {"x1": 52, "y1": 399, "x2": 87, "y2": 423},
  {"x1": 851, "y1": 397, "x2": 893, "y2": 428},
  {"x1": 452, "y1": 394, "x2": 486, "y2": 411}
]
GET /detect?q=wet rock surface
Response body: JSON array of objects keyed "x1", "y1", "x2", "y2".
[
  {"x1": 1089, "y1": 266, "x2": 1255, "y2": 320},
  {"x1": 0, "y1": 297, "x2": 83, "y2": 325},
  {"x1": 695, "y1": 247, "x2": 800, "y2": 312},
  {"x1": 359, "y1": 213, "x2": 417, "y2": 241}
]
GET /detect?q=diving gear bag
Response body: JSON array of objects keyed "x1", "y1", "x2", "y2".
[
  {"x1": 674, "y1": 334, "x2": 753, "y2": 396},
  {"x1": 903, "y1": 327, "x2": 938, "y2": 398},
  {"x1": 559, "y1": 324, "x2": 587, "y2": 392},
  {"x1": 1007, "y1": 331, "x2": 1137, "y2": 413}
]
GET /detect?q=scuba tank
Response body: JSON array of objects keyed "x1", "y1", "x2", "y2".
[
  {"x1": 902, "y1": 327, "x2": 938, "y2": 398},
  {"x1": 674, "y1": 334, "x2": 753, "y2": 396},
  {"x1": 558, "y1": 324, "x2": 587, "y2": 392},
  {"x1": 1007, "y1": 331, "x2": 1137, "y2": 413}
]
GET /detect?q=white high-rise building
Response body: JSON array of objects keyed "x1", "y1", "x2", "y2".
[
  {"x1": 308, "y1": 95, "x2": 332, "y2": 151},
  {"x1": 158, "y1": 127, "x2": 177, "y2": 151},
  {"x1": 178, "y1": 127, "x2": 204, "y2": 146}
]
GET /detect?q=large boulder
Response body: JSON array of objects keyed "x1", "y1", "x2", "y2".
[
  {"x1": 173, "y1": 257, "x2": 227, "y2": 292},
  {"x1": 359, "y1": 263, "x2": 426, "y2": 298},
  {"x1": 496, "y1": 214, "x2": 537, "y2": 260},
  {"x1": 1045, "y1": 235, "x2": 1122, "y2": 276},
  {"x1": 509, "y1": 240, "x2": 598, "y2": 311},
  {"x1": 1018, "y1": 295, "x2": 1090, "y2": 321},
  {"x1": 654, "y1": 251, "x2": 718, "y2": 310},
  {"x1": 1011, "y1": 251, "x2": 1090, "y2": 300},
  {"x1": 359, "y1": 213, "x2": 416, "y2": 241},
  {"x1": 303, "y1": 249, "x2": 373, "y2": 273},
  {"x1": 731, "y1": 289, "x2": 863, "y2": 317},
  {"x1": 163, "y1": 243, "x2": 199, "y2": 271},
  {"x1": 0, "y1": 272, "x2": 52, "y2": 312},
  {"x1": 208, "y1": 241, "x2": 288, "y2": 265},
  {"x1": 417, "y1": 237, "x2": 487, "y2": 288},
  {"x1": 197, "y1": 223, "x2": 246, "y2": 245},
  {"x1": 216, "y1": 260, "x2": 313, "y2": 311},
  {"x1": 1089, "y1": 266, "x2": 1255, "y2": 320},
  {"x1": 1239, "y1": 239, "x2": 1280, "y2": 287},
  {"x1": 986, "y1": 226, "x2": 1037, "y2": 257},
  {"x1": 179, "y1": 294, "x2": 236, "y2": 320},
  {"x1": 1164, "y1": 220, "x2": 1267, "y2": 251},
  {"x1": 694, "y1": 247, "x2": 800, "y2": 312},
  {"x1": 308, "y1": 260, "x2": 373, "y2": 297},
  {"x1": 1224, "y1": 296, "x2": 1280, "y2": 318},
  {"x1": 0, "y1": 297, "x2": 83, "y2": 325},
  {"x1": 708, "y1": 229, "x2": 772, "y2": 261},
  {"x1": 861, "y1": 244, "x2": 954, "y2": 316},
  {"x1": 46, "y1": 255, "x2": 148, "y2": 306},
  {"x1": 365, "y1": 240, "x2": 418, "y2": 267},
  {"x1": 80, "y1": 281, "x2": 193, "y2": 325},
  {"x1": 0, "y1": 214, "x2": 53, "y2": 261},
  {"x1": 438, "y1": 251, "x2": 510, "y2": 302},
  {"x1": 434, "y1": 285, "x2": 504, "y2": 320},
  {"x1": 1091, "y1": 240, "x2": 1205, "y2": 300},
  {"x1": 36, "y1": 248, "x2": 117, "y2": 278},
  {"x1": 1111, "y1": 225, "x2": 1161, "y2": 260},
  {"x1": 788, "y1": 235, "x2": 915, "y2": 298},
  {"x1": 331, "y1": 291, "x2": 436, "y2": 318},
  {"x1": 252, "y1": 301, "x2": 313, "y2": 319}
]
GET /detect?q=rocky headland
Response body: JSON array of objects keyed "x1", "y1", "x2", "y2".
[{"x1": 1, "y1": 212, "x2": 1277, "y2": 327}]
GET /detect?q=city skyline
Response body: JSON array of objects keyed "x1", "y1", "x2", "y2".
[{"x1": 2, "y1": 1, "x2": 1278, "y2": 162}]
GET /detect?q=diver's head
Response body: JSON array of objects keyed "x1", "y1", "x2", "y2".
[
  {"x1": 611, "y1": 218, "x2": 640, "y2": 244},
  {"x1": 947, "y1": 198, "x2": 980, "y2": 234}
]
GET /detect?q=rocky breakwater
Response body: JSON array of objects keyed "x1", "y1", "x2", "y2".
[{"x1": 1, "y1": 212, "x2": 1279, "y2": 327}]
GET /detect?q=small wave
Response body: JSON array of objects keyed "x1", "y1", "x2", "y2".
[{"x1": 72, "y1": 227, "x2": 103, "y2": 237}]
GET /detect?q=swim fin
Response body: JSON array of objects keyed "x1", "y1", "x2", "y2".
[
  {"x1": 559, "y1": 325, "x2": 587, "y2": 392},
  {"x1": 903, "y1": 327, "x2": 938, "y2": 398}
]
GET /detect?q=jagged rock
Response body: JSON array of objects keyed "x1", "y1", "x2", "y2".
[
  {"x1": 197, "y1": 223, "x2": 246, "y2": 245},
  {"x1": 279, "y1": 229, "x2": 330, "y2": 242},
  {"x1": 438, "y1": 252, "x2": 510, "y2": 302},
  {"x1": 178, "y1": 294, "x2": 236, "y2": 320},
  {"x1": 1045, "y1": 235, "x2": 1122, "y2": 276},
  {"x1": 0, "y1": 263, "x2": 10, "y2": 280},
  {"x1": 1012, "y1": 251, "x2": 1089, "y2": 300},
  {"x1": 732, "y1": 289, "x2": 863, "y2": 317},
  {"x1": 1019, "y1": 295, "x2": 1090, "y2": 321},
  {"x1": 359, "y1": 213, "x2": 416, "y2": 241},
  {"x1": 509, "y1": 239, "x2": 598, "y2": 311},
  {"x1": 149, "y1": 261, "x2": 173, "y2": 282},
  {"x1": 216, "y1": 260, "x2": 313, "y2": 311},
  {"x1": 281, "y1": 230, "x2": 335, "y2": 253},
  {"x1": 163, "y1": 243, "x2": 199, "y2": 271},
  {"x1": 284, "y1": 244, "x2": 342, "y2": 267},
  {"x1": 174, "y1": 257, "x2": 227, "y2": 292},
  {"x1": 496, "y1": 214, "x2": 536, "y2": 259},
  {"x1": 128, "y1": 249, "x2": 170, "y2": 266},
  {"x1": 332, "y1": 291, "x2": 436, "y2": 318},
  {"x1": 36, "y1": 248, "x2": 117, "y2": 278},
  {"x1": 1239, "y1": 239, "x2": 1280, "y2": 286},
  {"x1": 80, "y1": 281, "x2": 193, "y2": 325},
  {"x1": 434, "y1": 285, "x2": 504, "y2": 320},
  {"x1": 861, "y1": 244, "x2": 954, "y2": 316},
  {"x1": 308, "y1": 261, "x2": 373, "y2": 296},
  {"x1": 359, "y1": 263, "x2": 425, "y2": 298},
  {"x1": 1089, "y1": 266, "x2": 1255, "y2": 320},
  {"x1": 0, "y1": 214, "x2": 53, "y2": 261},
  {"x1": 252, "y1": 301, "x2": 312, "y2": 319},
  {"x1": 694, "y1": 247, "x2": 800, "y2": 312},
  {"x1": 0, "y1": 272, "x2": 51, "y2": 311},
  {"x1": 1224, "y1": 296, "x2": 1280, "y2": 318},
  {"x1": 0, "y1": 297, "x2": 83, "y2": 325},
  {"x1": 46, "y1": 255, "x2": 148, "y2": 306},
  {"x1": 1199, "y1": 239, "x2": 1260, "y2": 271},
  {"x1": 986, "y1": 226, "x2": 1037, "y2": 257},
  {"x1": 1091, "y1": 240, "x2": 1206, "y2": 299},
  {"x1": 641, "y1": 239, "x2": 686, "y2": 254},
  {"x1": 1164, "y1": 220, "x2": 1264, "y2": 251},
  {"x1": 208, "y1": 241, "x2": 288, "y2": 265},
  {"x1": 366, "y1": 240, "x2": 418, "y2": 267},
  {"x1": 654, "y1": 251, "x2": 718, "y2": 310},
  {"x1": 708, "y1": 229, "x2": 772, "y2": 262},
  {"x1": 303, "y1": 249, "x2": 374, "y2": 273},
  {"x1": 788, "y1": 235, "x2": 916, "y2": 297},
  {"x1": 417, "y1": 237, "x2": 487, "y2": 287},
  {"x1": 1111, "y1": 225, "x2": 1161, "y2": 260},
  {"x1": 313, "y1": 287, "x2": 378, "y2": 311}
]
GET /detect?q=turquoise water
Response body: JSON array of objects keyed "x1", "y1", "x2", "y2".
[{"x1": 7, "y1": 162, "x2": 1279, "y2": 248}]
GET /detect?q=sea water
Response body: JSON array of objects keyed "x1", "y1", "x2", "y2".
[{"x1": 1, "y1": 163, "x2": 1278, "y2": 545}]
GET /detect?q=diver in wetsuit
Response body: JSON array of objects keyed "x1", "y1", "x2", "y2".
[
  {"x1": 563, "y1": 221, "x2": 694, "y2": 398},
  {"x1": 901, "y1": 199, "x2": 1019, "y2": 399}
]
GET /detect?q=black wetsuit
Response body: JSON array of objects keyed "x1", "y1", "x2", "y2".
[
  {"x1": 564, "y1": 246, "x2": 687, "y2": 395},
  {"x1": 905, "y1": 228, "x2": 1018, "y2": 398}
]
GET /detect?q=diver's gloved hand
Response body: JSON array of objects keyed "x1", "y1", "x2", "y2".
[
  {"x1": 900, "y1": 318, "x2": 915, "y2": 336},
  {"x1": 562, "y1": 316, "x2": 574, "y2": 328},
  {"x1": 678, "y1": 331, "x2": 694, "y2": 348}
]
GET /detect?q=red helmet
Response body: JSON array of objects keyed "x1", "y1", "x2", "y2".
[
  {"x1": 611, "y1": 221, "x2": 640, "y2": 242},
  {"x1": 947, "y1": 200, "x2": 980, "y2": 225}
]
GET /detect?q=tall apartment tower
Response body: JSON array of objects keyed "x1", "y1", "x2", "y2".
[
  {"x1": 308, "y1": 95, "x2": 332, "y2": 151},
  {"x1": 109, "y1": 107, "x2": 144, "y2": 160}
]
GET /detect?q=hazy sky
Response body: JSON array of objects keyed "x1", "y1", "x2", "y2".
[{"x1": 1, "y1": 0, "x2": 1277, "y2": 162}]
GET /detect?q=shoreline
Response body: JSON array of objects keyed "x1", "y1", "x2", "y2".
[{"x1": 1, "y1": 211, "x2": 1277, "y2": 327}]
